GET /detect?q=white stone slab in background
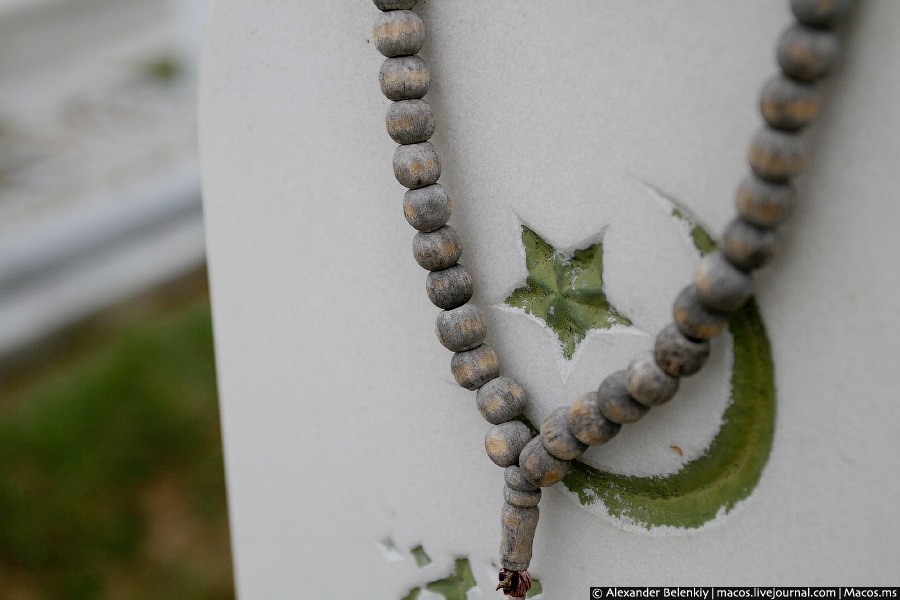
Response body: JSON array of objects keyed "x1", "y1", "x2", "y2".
[{"x1": 200, "y1": 1, "x2": 900, "y2": 597}]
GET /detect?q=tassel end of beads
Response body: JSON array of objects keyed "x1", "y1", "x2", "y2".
[{"x1": 497, "y1": 568, "x2": 532, "y2": 598}]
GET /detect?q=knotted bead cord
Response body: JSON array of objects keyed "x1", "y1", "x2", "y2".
[{"x1": 371, "y1": 1, "x2": 853, "y2": 596}]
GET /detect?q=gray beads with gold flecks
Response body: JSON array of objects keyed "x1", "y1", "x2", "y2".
[
  {"x1": 694, "y1": 251, "x2": 753, "y2": 312},
  {"x1": 760, "y1": 75, "x2": 822, "y2": 131},
  {"x1": 791, "y1": 0, "x2": 853, "y2": 29},
  {"x1": 625, "y1": 352, "x2": 680, "y2": 407},
  {"x1": 379, "y1": 56, "x2": 430, "y2": 101},
  {"x1": 373, "y1": 0, "x2": 417, "y2": 10},
  {"x1": 503, "y1": 484, "x2": 541, "y2": 508},
  {"x1": 673, "y1": 285, "x2": 729, "y2": 340},
  {"x1": 485, "y1": 421, "x2": 532, "y2": 467},
  {"x1": 568, "y1": 391, "x2": 622, "y2": 445},
  {"x1": 721, "y1": 218, "x2": 778, "y2": 272},
  {"x1": 386, "y1": 99, "x2": 435, "y2": 145},
  {"x1": 412, "y1": 225, "x2": 461, "y2": 271},
  {"x1": 505, "y1": 466, "x2": 539, "y2": 492},
  {"x1": 426, "y1": 264, "x2": 473, "y2": 309},
  {"x1": 596, "y1": 370, "x2": 650, "y2": 424},
  {"x1": 748, "y1": 126, "x2": 807, "y2": 183},
  {"x1": 436, "y1": 304, "x2": 486, "y2": 352},
  {"x1": 518, "y1": 437, "x2": 570, "y2": 487},
  {"x1": 654, "y1": 323, "x2": 711, "y2": 378},
  {"x1": 404, "y1": 184, "x2": 450, "y2": 232},
  {"x1": 394, "y1": 141, "x2": 441, "y2": 189},
  {"x1": 777, "y1": 24, "x2": 839, "y2": 82},
  {"x1": 476, "y1": 377, "x2": 526, "y2": 425},
  {"x1": 500, "y1": 503, "x2": 539, "y2": 572},
  {"x1": 736, "y1": 175, "x2": 796, "y2": 228},
  {"x1": 373, "y1": 10, "x2": 425, "y2": 57},
  {"x1": 540, "y1": 406, "x2": 588, "y2": 460},
  {"x1": 451, "y1": 344, "x2": 499, "y2": 390}
]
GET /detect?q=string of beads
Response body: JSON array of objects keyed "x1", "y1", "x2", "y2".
[{"x1": 371, "y1": 1, "x2": 852, "y2": 596}]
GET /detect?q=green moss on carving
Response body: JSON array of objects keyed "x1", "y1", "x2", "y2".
[
  {"x1": 411, "y1": 545, "x2": 432, "y2": 568},
  {"x1": 401, "y1": 558, "x2": 475, "y2": 600},
  {"x1": 671, "y1": 206, "x2": 716, "y2": 256},
  {"x1": 557, "y1": 210, "x2": 776, "y2": 529},
  {"x1": 399, "y1": 555, "x2": 543, "y2": 599},
  {"x1": 561, "y1": 299, "x2": 775, "y2": 528},
  {"x1": 506, "y1": 226, "x2": 631, "y2": 358}
]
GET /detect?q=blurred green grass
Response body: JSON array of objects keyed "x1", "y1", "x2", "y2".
[{"x1": 0, "y1": 276, "x2": 233, "y2": 600}]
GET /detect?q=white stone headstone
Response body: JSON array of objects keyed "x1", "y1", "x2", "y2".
[{"x1": 199, "y1": 1, "x2": 900, "y2": 597}]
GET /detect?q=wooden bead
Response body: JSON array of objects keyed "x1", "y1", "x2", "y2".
[
  {"x1": 505, "y1": 466, "x2": 539, "y2": 492},
  {"x1": 519, "y1": 436, "x2": 570, "y2": 487},
  {"x1": 721, "y1": 218, "x2": 779, "y2": 272},
  {"x1": 748, "y1": 126, "x2": 807, "y2": 183},
  {"x1": 477, "y1": 377, "x2": 526, "y2": 425},
  {"x1": 412, "y1": 225, "x2": 461, "y2": 271},
  {"x1": 673, "y1": 285, "x2": 729, "y2": 340},
  {"x1": 379, "y1": 56, "x2": 430, "y2": 101},
  {"x1": 451, "y1": 344, "x2": 499, "y2": 390},
  {"x1": 386, "y1": 99, "x2": 435, "y2": 145},
  {"x1": 500, "y1": 502, "x2": 539, "y2": 572},
  {"x1": 791, "y1": 0, "x2": 853, "y2": 29},
  {"x1": 404, "y1": 184, "x2": 451, "y2": 232},
  {"x1": 568, "y1": 391, "x2": 622, "y2": 444},
  {"x1": 394, "y1": 141, "x2": 441, "y2": 189},
  {"x1": 694, "y1": 251, "x2": 753, "y2": 312},
  {"x1": 426, "y1": 264, "x2": 473, "y2": 309},
  {"x1": 373, "y1": 0, "x2": 417, "y2": 10},
  {"x1": 503, "y1": 484, "x2": 541, "y2": 508},
  {"x1": 436, "y1": 304, "x2": 486, "y2": 352},
  {"x1": 777, "y1": 24, "x2": 839, "y2": 83},
  {"x1": 736, "y1": 174, "x2": 796, "y2": 228},
  {"x1": 760, "y1": 75, "x2": 823, "y2": 131},
  {"x1": 485, "y1": 421, "x2": 532, "y2": 467},
  {"x1": 654, "y1": 323, "x2": 711, "y2": 378},
  {"x1": 540, "y1": 407, "x2": 588, "y2": 460},
  {"x1": 596, "y1": 370, "x2": 650, "y2": 424},
  {"x1": 373, "y1": 10, "x2": 425, "y2": 58},
  {"x1": 625, "y1": 352, "x2": 679, "y2": 407}
]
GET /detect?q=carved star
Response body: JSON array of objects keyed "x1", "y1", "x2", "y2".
[{"x1": 506, "y1": 226, "x2": 631, "y2": 359}]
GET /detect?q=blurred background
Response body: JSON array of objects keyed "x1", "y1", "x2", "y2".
[{"x1": 0, "y1": 0, "x2": 233, "y2": 598}]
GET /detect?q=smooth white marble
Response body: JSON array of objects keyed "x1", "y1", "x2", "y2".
[{"x1": 200, "y1": 2, "x2": 900, "y2": 597}]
